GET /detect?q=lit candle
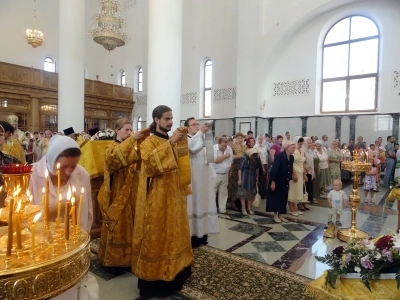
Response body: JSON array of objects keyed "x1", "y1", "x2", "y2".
[
  {"x1": 44, "y1": 169, "x2": 50, "y2": 223},
  {"x1": 77, "y1": 188, "x2": 84, "y2": 233},
  {"x1": 64, "y1": 200, "x2": 70, "y2": 241},
  {"x1": 15, "y1": 201, "x2": 22, "y2": 250},
  {"x1": 57, "y1": 163, "x2": 61, "y2": 197},
  {"x1": 71, "y1": 197, "x2": 76, "y2": 234},
  {"x1": 57, "y1": 194, "x2": 62, "y2": 228},
  {"x1": 31, "y1": 212, "x2": 42, "y2": 252},
  {"x1": 7, "y1": 198, "x2": 14, "y2": 256},
  {"x1": 72, "y1": 186, "x2": 77, "y2": 199},
  {"x1": 41, "y1": 187, "x2": 46, "y2": 222}
]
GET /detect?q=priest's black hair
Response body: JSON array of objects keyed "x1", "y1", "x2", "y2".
[{"x1": 149, "y1": 105, "x2": 172, "y2": 133}]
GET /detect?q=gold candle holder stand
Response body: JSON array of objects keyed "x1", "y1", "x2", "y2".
[{"x1": 339, "y1": 150, "x2": 372, "y2": 242}]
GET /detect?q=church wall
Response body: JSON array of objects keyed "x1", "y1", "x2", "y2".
[{"x1": 273, "y1": 118, "x2": 302, "y2": 139}]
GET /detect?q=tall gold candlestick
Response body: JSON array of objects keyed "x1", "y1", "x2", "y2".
[
  {"x1": 71, "y1": 197, "x2": 76, "y2": 235},
  {"x1": 77, "y1": 188, "x2": 84, "y2": 232},
  {"x1": 31, "y1": 213, "x2": 41, "y2": 252},
  {"x1": 57, "y1": 194, "x2": 62, "y2": 228},
  {"x1": 15, "y1": 201, "x2": 22, "y2": 249},
  {"x1": 44, "y1": 169, "x2": 50, "y2": 223},
  {"x1": 7, "y1": 198, "x2": 14, "y2": 256},
  {"x1": 57, "y1": 163, "x2": 61, "y2": 196},
  {"x1": 41, "y1": 187, "x2": 46, "y2": 222},
  {"x1": 65, "y1": 201, "x2": 70, "y2": 241}
]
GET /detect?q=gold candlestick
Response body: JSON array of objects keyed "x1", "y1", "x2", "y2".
[
  {"x1": 56, "y1": 163, "x2": 61, "y2": 196},
  {"x1": 15, "y1": 201, "x2": 23, "y2": 250},
  {"x1": 44, "y1": 169, "x2": 50, "y2": 224},
  {"x1": 71, "y1": 196, "x2": 76, "y2": 235},
  {"x1": 57, "y1": 194, "x2": 62, "y2": 228},
  {"x1": 77, "y1": 187, "x2": 84, "y2": 232},
  {"x1": 31, "y1": 212, "x2": 41, "y2": 252},
  {"x1": 338, "y1": 150, "x2": 371, "y2": 242},
  {"x1": 7, "y1": 198, "x2": 14, "y2": 257},
  {"x1": 65, "y1": 201, "x2": 70, "y2": 241}
]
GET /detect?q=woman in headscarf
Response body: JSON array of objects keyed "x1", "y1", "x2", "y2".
[
  {"x1": 288, "y1": 136, "x2": 306, "y2": 216},
  {"x1": 266, "y1": 140, "x2": 295, "y2": 223},
  {"x1": 269, "y1": 135, "x2": 283, "y2": 164},
  {"x1": 237, "y1": 148, "x2": 260, "y2": 215},
  {"x1": 312, "y1": 141, "x2": 320, "y2": 202},
  {"x1": 29, "y1": 135, "x2": 93, "y2": 300},
  {"x1": 254, "y1": 135, "x2": 268, "y2": 199},
  {"x1": 303, "y1": 137, "x2": 315, "y2": 206},
  {"x1": 97, "y1": 118, "x2": 145, "y2": 267},
  {"x1": 314, "y1": 140, "x2": 330, "y2": 196},
  {"x1": 328, "y1": 139, "x2": 342, "y2": 183},
  {"x1": 228, "y1": 132, "x2": 246, "y2": 210}
]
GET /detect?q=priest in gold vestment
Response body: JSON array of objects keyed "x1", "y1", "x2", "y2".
[
  {"x1": 0, "y1": 121, "x2": 26, "y2": 164},
  {"x1": 97, "y1": 118, "x2": 145, "y2": 267},
  {"x1": 131, "y1": 105, "x2": 194, "y2": 299}
]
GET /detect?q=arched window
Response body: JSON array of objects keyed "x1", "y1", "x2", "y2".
[
  {"x1": 44, "y1": 57, "x2": 56, "y2": 73},
  {"x1": 121, "y1": 70, "x2": 126, "y2": 86},
  {"x1": 138, "y1": 67, "x2": 143, "y2": 92},
  {"x1": 321, "y1": 16, "x2": 379, "y2": 113},
  {"x1": 137, "y1": 117, "x2": 142, "y2": 130},
  {"x1": 204, "y1": 60, "x2": 212, "y2": 117}
]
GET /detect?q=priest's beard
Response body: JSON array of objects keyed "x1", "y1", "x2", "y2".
[{"x1": 159, "y1": 125, "x2": 170, "y2": 134}]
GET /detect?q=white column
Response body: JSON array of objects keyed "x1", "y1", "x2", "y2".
[
  {"x1": 58, "y1": 0, "x2": 85, "y2": 132},
  {"x1": 147, "y1": 0, "x2": 182, "y2": 131}
]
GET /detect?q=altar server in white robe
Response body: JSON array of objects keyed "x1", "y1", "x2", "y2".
[
  {"x1": 29, "y1": 135, "x2": 94, "y2": 300},
  {"x1": 185, "y1": 117, "x2": 219, "y2": 247}
]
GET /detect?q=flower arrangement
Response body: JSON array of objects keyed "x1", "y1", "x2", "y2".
[
  {"x1": 315, "y1": 235, "x2": 400, "y2": 291},
  {"x1": 90, "y1": 130, "x2": 115, "y2": 141}
]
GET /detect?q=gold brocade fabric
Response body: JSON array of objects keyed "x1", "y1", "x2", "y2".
[
  {"x1": 79, "y1": 141, "x2": 113, "y2": 179},
  {"x1": 131, "y1": 134, "x2": 194, "y2": 281},
  {"x1": 41, "y1": 138, "x2": 49, "y2": 156},
  {"x1": 2, "y1": 138, "x2": 26, "y2": 164},
  {"x1": 386, "y1": 188, "x2": 400, "y2": 202},
  {"x1": 97, "y1": 137, "x2": 141, "y2": 267},
  {"x1": 304, "y1": 273, "x2": 400, "y2": 300},
  {"x1": 177, "y1": 127, "x2": 191, "y2": 187},
  {"x1": 232, "y1": 143, "x2": 247, "y2": 156}
]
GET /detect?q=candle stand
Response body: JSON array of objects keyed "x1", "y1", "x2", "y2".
[
  {"x1": 339, "y1": 150, "x2": 372, "y2": 242},
  {"x1": 0, "y1": 165, "x2": 90, "y2": 299}
]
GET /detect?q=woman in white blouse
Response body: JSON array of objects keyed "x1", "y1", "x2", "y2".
[
  {"x1": 254, "y1": 135, "x2": 268, "y2": 198},
  {"x1": 314, "y1": 140, "x2": 331, "y2": 196}
]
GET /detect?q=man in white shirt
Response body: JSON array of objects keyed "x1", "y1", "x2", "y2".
[{"x1": 212, "y1": 136, "x2": 233, "y2": 213}]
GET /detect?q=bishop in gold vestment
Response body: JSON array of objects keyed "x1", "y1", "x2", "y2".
[
  {"x1": 97, "y1": 135, "x2": 140, "y2": 267},
  {"x1": 131, "y1": 131, "x2": 194, "y2": 298}
]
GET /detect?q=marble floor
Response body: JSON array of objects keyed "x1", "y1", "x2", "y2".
[{"x1": 88, "y1": 185, "x2": 399, "y2": 300}]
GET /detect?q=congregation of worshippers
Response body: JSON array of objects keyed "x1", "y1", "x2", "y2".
[{"x1": 1, "y1": 107, "x2": 400, "y2": 299}]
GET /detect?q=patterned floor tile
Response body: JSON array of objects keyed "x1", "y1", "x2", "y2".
[
  {"x1": 251, "y1": 241, "x2": 286, "y2": 252},
  {"x1": 253, "y1": 217, "x2": 277, "y2": 226},
  {"x1": 281, "y1": 223, "x2": 311, "y2": 231},
  {"x1": 228, "y1": 212, "x2": 251, "y2": 219},
  {"x1": 266, "y1": 224, "x2": 289, "y2": 232},
  {"x1": 277, "y1": 240, "x2": 299, "y2": 251},
  {"x1": 229, "y1": 223, "x2": 265, "y2": 235},
  {"x1": 252, "y1": 232, "x2": 275, "y2": 242},
  {"x1": 89, "y1": 258, "x2": 130, "y2": 281},
  {"x1": 234, "y1": 252, "x2": 267, "y2": 263},
  {"x1": 268, "y1": 231, "x2": 300, "y2": 241},
  {"x1": 259, "y1": 252, "x2": 286, "y2": 265}
]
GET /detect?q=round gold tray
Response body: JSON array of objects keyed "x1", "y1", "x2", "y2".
[{"x1": 0, "y1": 223, "x2": 91, "y2": 299}]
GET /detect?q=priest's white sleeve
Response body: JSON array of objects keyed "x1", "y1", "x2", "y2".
[{"x1": 188, "y1": 131, "x2": 205, "y2": 155}]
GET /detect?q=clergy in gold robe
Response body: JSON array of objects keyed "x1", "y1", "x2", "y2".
[
  {"x1": 0, "y1": 121, "x2": 26, "y2": 164},
  {"x1": 97, "y1": 118, "x2": 145, "y2": 267},
  {"x1": 131, "y1": 105, "x2": 194, "y2": 299}
]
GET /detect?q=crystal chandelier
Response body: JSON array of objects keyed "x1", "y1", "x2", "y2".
[
  {"x1": 89, "y1": 0, "x2": 129, "y2": 51},
  {"x1": 25, "y1": 0, "x2": 44, "y2": 48}
]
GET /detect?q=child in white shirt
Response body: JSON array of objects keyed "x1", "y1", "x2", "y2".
[{"x1": 327, "y1": 179, "x2": 348, "y2": 227}]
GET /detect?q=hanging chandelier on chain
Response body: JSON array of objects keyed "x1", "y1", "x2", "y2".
[
  {"x1": 89, "y1": 0, "x2": 129, "y2": 51},
  {"x1": 25, "y1": 0, "x2": 44, "y2": 48}
]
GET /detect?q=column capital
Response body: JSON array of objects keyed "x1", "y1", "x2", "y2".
[
  {"x1": 390, "y1": 113, "x2": 400, "y2": 118},
  {"x1": 349, "y1": 115, "x2": 358, "y2": 120},
  {"x1": 300, "y1": 116, "x2": 309, "y2": 121},
  {"x1": 267, "y1": 117, "x2": 274, "y2": 122},
  {"x1": 334, "y1": 115, "x2": 343, "y2": 120}
]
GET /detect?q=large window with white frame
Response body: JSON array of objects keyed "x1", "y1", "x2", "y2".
[
  {"x1": 138, "y1": 67, "x2": 143, "y2": 92},
  {"x1": 44, "y1": 57, "x2": 56, "y2": 73},
  {"x1": 121, "y1": 70, "x2": 126, "y2": 86},
  {"x1": 321, "y1": 16, "x2": 379, "y2": 113},
  {"x1": 204, "y1": 60, "x2": 212, "y2": 117}
]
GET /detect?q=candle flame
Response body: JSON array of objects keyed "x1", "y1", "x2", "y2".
[
  {"x1": 71, "y1": 197, "x2": 75, "y2": 206},
  {"x1": 0, "y1": 186, "x2": 2, "y2": 192},
  {"x1": 59, "y1": 194, "x2": 62, "y2": 201},
  {"x1": 81, "y1": 187, "x2": 85, "y2": 194},
  {"x1": 72, "y1": 186, "x2": 76, "y2": 194},
  {"x1": 12, "y1": 188, "x2": 21, "y2": 197},
  {"x1": 33, "y1": 212, "x2": 42, "y2": 223},
  {"x1": 16, "y1": 201, "x2": 22, "y2": 213},
  {"x1": 42, "y1": 187, "x2": 45, "y2": 194},
  {"x1": 29, "y1": 195, "x2": 33, "y2": 202},
  {"x1": 26, "y1": 190, "x2": 31, "y2": 197},
  {"x1": 0, "y1": 208, "x2": 2, "y2": 216},
  {"x1": 67, "y1": 187, "x2": 72, "y2": 200},
  {"x1": 45, "y1": 169, "x2": 48, "y2": 178},
  {"x1": 57, "y1": 163, "x2": 60, "y2": 170}
]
